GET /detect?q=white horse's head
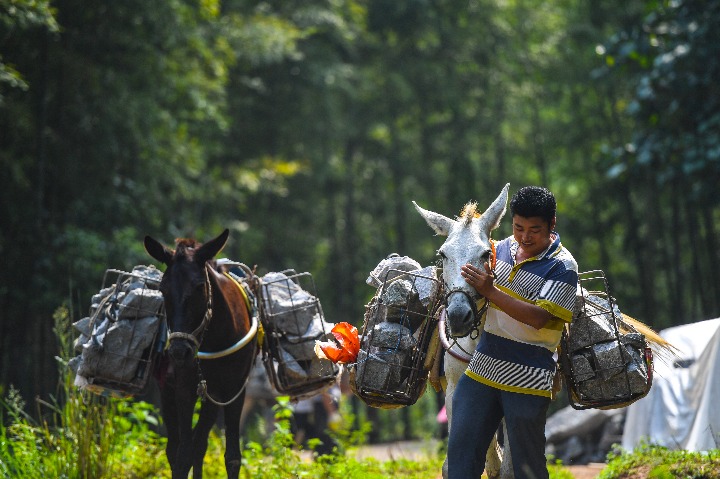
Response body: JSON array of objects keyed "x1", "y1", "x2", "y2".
[{"x1": 414, "y1": 183, "x2": 509, "y2": 338}]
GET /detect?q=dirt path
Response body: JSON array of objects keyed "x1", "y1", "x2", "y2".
[
  {"x1": 351, "y1": 440, "x2": 607, "y2": 478},
  {"x1": 565, "y1": 463, "x2": 606, "y2": 479},
  {"x1": 352, "y1": 439, "x2": 440, "y2": 462}
]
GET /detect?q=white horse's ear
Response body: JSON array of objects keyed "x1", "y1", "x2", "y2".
[
  {"x1": 413, "y1": 201, "x2": 455, "y2": 236},
  {"x1": 480, "y1": 183, "x2": 509, "y2": 231}
]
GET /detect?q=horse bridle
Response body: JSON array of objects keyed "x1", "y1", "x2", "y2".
[
  {"x1": 440, "y1": 241, "x2": 497, "y2": 357},
  {"x1": 442, "y1": 287, "x2": 489, "y2": 340},
  {"x1": 166, "y1": 264, "x2": 214, "y2": 351}
]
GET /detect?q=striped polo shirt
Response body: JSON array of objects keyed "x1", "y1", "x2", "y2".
[{"x1": 465, "y1": 232, "x2": 578, "y2": 397}]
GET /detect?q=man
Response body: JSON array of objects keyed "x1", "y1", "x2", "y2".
[{"x1": 448, "y1": 186, "x2": 578, "y2": 478}]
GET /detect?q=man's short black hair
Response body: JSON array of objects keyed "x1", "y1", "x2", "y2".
[{"x1": 509, "y1": 186, "x2": 556, "y2": 226}]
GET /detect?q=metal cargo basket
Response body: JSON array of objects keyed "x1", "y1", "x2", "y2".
[
  {"x1": 75, "y1": 266, "x2": 166, "y2": 397},
  {"x1": 350, "y1": 268, "x2": 442, "y2": 409},
  {"x1": 559, "y1": 270, "x2": 653, "y2": 410},
  {"x1": 257, "y1": 270, "x2": 339, "y2": 399}
]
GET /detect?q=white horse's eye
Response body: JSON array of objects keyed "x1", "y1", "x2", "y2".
[{"x1": 437, "y1": 249, "x2": 447, "y2": 259}]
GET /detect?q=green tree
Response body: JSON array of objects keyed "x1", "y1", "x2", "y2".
[
  {"x1": 600, "y1": 0, "x2": 720, "y2": 326},
  {"x1": 0, "y1": 0, "x2": 241, "y2": 402}
]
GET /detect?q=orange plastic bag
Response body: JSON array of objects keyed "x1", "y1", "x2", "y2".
[{"x1": 315, "y1": 322, "x2": 360, "y2": 364}]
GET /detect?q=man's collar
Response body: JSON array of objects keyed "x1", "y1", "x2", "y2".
[{"x1": 510, "y1": 232, "x2": 560, "y2": 261}]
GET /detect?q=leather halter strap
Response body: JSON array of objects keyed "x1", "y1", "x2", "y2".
[
  {"x1": 167, "y1": 264, "x2": 213, "y2": 349},
  {"x1": 440, "y1": 239, "x2": 496, "y2": 344},
  {"x1": 438, "y1": 308, "x2": 473, "y2": 363}
]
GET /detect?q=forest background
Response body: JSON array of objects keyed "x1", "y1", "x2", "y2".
[{"x1": 1, "y1": 0, "x2": 718, "y2": 442}]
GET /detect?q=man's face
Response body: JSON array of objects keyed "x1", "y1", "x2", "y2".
[{"x1": 512, "y1": 214, "x2": 556, "y2": 258}]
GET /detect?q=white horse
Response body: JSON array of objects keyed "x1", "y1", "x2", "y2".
[{"x1": 414, "y1": 183, "x2": 513, "y2": 479}]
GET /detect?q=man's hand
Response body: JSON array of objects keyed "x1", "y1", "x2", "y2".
[{"x1": 461, "y1": 262, "x2": 494, "y2": 297}]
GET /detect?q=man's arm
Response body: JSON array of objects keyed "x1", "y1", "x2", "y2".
[{"x1": 461, "y1": 262, "x2": 553, "y2": 330}]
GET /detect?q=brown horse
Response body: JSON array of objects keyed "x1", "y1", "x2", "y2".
[{"x1": 144, "y1": 229, "x2": 259, "y2": 479}]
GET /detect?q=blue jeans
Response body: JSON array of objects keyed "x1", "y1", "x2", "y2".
[{"x1": 447, "y1": 374, "x2": 551, "y2": 479}]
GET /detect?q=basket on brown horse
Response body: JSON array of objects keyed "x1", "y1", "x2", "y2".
[
  {"x1": 256, "y1": 270, "x2": 339, "y2": 399},
  {"x1": 145, "y1": 229, "x2": 259, "y2": 479}
]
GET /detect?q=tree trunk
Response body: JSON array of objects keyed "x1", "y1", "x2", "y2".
[{"x1": 700, "y1": 203, "x2": 720, "y2": 316}]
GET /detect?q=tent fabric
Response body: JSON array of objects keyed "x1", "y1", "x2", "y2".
[{"x1": 622, "y1": 318, "x2": 720, "y2": 452}]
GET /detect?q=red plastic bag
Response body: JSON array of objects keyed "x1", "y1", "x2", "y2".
[{"x1": 315, "y1": 322, "x2": 359, "y2": 364}]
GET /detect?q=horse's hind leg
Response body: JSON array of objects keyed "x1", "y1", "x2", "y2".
[
  {"x1": 486, "y1": 420, "x2": 513, "y2": 479},
  {"x1": 192, "y1": 401, "x2": 219, "y2": 479},
  {"x1": 484, "y1": 434, "x2": 503, "y2": 479},
  {"x1": 223, "y1": 392, "x2": 246, "y2": 479},
  {"x1": 498, "y1": 420, "x2": 513, "y2": 479}
]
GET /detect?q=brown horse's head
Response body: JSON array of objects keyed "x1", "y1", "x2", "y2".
[{"x1": 144, "y1": 229, "x2": 229, "y2": 364}]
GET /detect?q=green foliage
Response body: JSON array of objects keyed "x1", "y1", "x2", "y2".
[
  {"x1": 592, "y1": 0, "x2": 720, "y2": 329},
  {"x1": 321, "y1": 394, "x2": 373, "y2": 454},
  {"x1": 0, "y1": 0, "x2": 58, "y2": 101},
  {"x1": 239, "y1": 396, "x2": 444, "y2": 478},
  {"x1": 602, "y1": 0, "x2": 720, "y2": 197},
  {"x1": 0, "y1": 306, "x2": 168, "y2": 478},
  {"x1": 548, "y1": 464, "x2": 576, "y2": 479},
  {"x1": 599, "y1": 443, "x2": 720, "y2": 479}
]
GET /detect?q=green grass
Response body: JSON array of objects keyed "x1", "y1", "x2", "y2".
[{"x1": 598, "y1": 443, "x2": 720, "y2": 479}]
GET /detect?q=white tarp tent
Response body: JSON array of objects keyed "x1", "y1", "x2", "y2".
[{"x1": 622, "y1": 317, "x2": 720, "y2": 451}]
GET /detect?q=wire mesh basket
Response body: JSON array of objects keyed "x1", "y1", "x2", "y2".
[
  {"x1": 257, "y1": 270, "x2": 339, "y2": 399},
  {"x1": 350, "y1": 268, "x2": 442, "y2": 408},
  {"x1": 559, "y1": 270, "x2": 653, "y2": 410},
  {"x1": 74, "y1": 266, "x2": 166, "y2": 397}
]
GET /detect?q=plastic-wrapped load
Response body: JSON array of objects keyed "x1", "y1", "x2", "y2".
[
  {"x1": 261, "y1": 272, "x2": 320, "y2": 337},
  {"x1": 258, "y1": 271, "x2": 338, "y2": 398},
  {"x1": 70, "y1": 265, "x2": 165, "y2": 397},
  {"x1": 366, "y1": 254, "x2": 421, "y2": 288},
  {"x1": 567, "y1": 294, "x2": 623, "y2": 352},
  {"x1": 573, "y1": 334, "x2": 650, "y2": 401},
  {"x1": 413, "y1": 266, "x2": 441, "y2": 309},
  {"x1": 375, "y1": 266, "x2": 440, "y2": 333}
]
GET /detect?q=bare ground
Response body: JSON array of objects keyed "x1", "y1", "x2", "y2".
[
  {"x1": 565, "y1": 463, "x2": 606, "y2": 479},
  {"x1": 351, "y1": 440, "x2": 607, "y2": 478}
]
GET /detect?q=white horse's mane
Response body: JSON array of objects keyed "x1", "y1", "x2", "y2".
[{"x1": 459, "y1": 202, "x2": 481, "y2": 225}]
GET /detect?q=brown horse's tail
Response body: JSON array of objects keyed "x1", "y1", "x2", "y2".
[{"x1": 620, "y1": 314, "x2": 680, "y2": 363}]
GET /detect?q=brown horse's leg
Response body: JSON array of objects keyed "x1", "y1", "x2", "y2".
[
  {"x1": 171, "y1": 378, "x2": 200, "y2": 478},
  {"x1": 223, "y1": 391, "x2": 246, "y2": 479},
  {"x1": 192, "y1": 401, "x2": 219, "y2": 479},
  {"x1": 175, "y1": 403, "x2": 198, "y2": 478},
  {"x1": 160, "y1": 384, "x2": 179, "y2": 472}
]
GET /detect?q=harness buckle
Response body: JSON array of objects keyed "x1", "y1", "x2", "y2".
[{"x1": 197, "y1": 379, "x2": 207, "y2": 399}]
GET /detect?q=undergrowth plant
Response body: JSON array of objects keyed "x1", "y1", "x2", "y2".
[
  {"x1": 239, "y1": 397, "x2": 444, "y2": 479},
  {"x1": 599, "y1": 442, "x2": 720, "y2": 479},
  {"x1": 0, "y1": 306, "x2": 167, "y2": 479}
]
